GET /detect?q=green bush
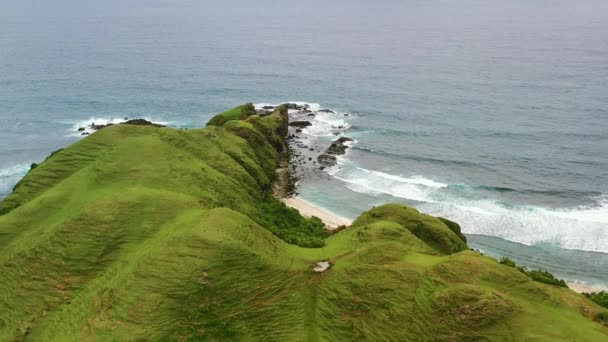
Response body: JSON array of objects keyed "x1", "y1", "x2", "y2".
[
  {"x1": 498, "y1": 257, "x2": 567, "y2": 287},
  {"x1": 526, "y1": 269, "x2": 567, "y2": 287},
  {"x1": 499, "y1": 257, "x2": 517, "y2": 268},
  {"x1": 584, "y1": 291, "x2": 608, "y2": 309},
  {"x1": 254, "y1": 196, "x2": 327, "y2": 248}
]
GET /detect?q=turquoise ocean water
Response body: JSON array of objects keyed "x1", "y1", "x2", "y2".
[{"x1": 1, "y1": 0, "x2": 607, "y2": 287}]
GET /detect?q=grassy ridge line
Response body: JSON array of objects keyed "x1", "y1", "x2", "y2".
[{"x1": 0, "y1": 104, "x2": 606, "y2": 340}]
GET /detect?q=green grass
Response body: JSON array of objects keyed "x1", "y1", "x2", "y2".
[
  {"x1": 206, "y1": 103, "x2": 257, "y2": 127},
  {"x1": 0, "y1": 104, "x2": 606, "y2": 340}
]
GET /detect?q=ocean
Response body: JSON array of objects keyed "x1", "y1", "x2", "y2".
[{"x1": 1, "y1": 0, "x2": 607, "y2": 287}]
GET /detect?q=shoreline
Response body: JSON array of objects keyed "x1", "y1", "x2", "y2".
[
  {"x1": 282, "y1": 198, "x2": 606, "y2": 294},
  {"x1": 567, "y1": 282, "x2": 607, "y2": 294},
  {"x1": 282, "y1": 196, "x2": 352, "y2": 230}
]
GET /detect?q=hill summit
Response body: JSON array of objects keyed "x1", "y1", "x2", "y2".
[{"x1": 0, "y1": 104, "x2": 606, "y2": 340}]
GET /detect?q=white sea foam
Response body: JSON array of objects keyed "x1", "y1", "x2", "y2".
[
  {"x1": 254, "y1": 101, "x2": 350, "y2": 137},
  {"x1": 254, "y1": 102, "x2": 321, "y2": 112},
  {"x1": 0, "y1": 164, "x2": 30, "y2": 197},
  {"x1": 333, "y1": 167, "x2": 443, "y2": 203},
  {"x1": 328, "y1": 163, "x2": 608, "y2": 252},
  {"x1": 423, "y1": 199, "x2": 608, "y2": 253},
  {"x1": 536, "y1": 196, "x2": 608, "y2": 224}
]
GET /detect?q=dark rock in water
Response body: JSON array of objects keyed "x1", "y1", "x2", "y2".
[
  {"x1": 88, "y1": 119, "x2": 165, "y2": 131},
  {"x1": 295, "y1": 129, "x2": 303, "y2": 133},
  {"x1": 318, "y1": 109, "x2": 335, "y2": 114},
  {"x1": 344, "y1": 113, "x2": 350, "y2": 116},
  {"x1": 317, "y1": 154, "x2": 337, "y2": 167},
  {"x1": 77, "y1": 127, "x2": 85, "y2": 132},
  {"x1": 285, "y1": 103, "x2": 303, "y2": 110},
  {"x1": 262, "y1": 105, "x2": 275, "y2": 110},
  {"x1": 90, "y1": 123, "x2": 113, "y2": 130},
  {"x1": 325, "y1": 136, "x2": 353, "y2": 156},
  {"x1": 256, "y1": 109, "x2": 271, "y2": 116},
  {"x1": 289, "y1": 121, "x2": 312, "y2": 128},
  {"x1": 122, "y1": 119, "x2": 165, "y2": 127},
  {"x1": 307, "y1": 113, "x2": 315, "y2": 117},
  {"x1": 81, "y1": 132, "x2": 90, "y2": 135}
]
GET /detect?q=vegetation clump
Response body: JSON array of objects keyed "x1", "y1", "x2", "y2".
[
  {"x1": 499, "y1": 257, "x2": 568, "y2": 287},
  {"x1": 584, "y1": 291, "x2": 608, "y2": 309},
  {"x1": 255, "y1": 196, "x2": 326, "y2": 247},
  {"x1": 206, "y1": 103, "x2": 257, "y2": 126}
]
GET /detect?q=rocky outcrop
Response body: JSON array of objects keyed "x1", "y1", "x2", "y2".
[
  {"x1": 326, "y1": 136, "x2": 353, "y2": 155},
  {"x1": 289, "y1": 121, "x2": 312, "y2": 128},
  {"x1": 317, "y1": 154, "x2": 337, "y2": 167},
  {"x1": 316, "y1": 136, "x2": 353, "y2": 167},
  {"x1": 78, "y1": 119, "x2": 165, "y2": 133}
]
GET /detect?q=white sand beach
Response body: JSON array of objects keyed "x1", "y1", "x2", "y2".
[
  {"x1": 284, "y1": 197, "x2": 607, "y2": 294},
  {"x1": 567, "y1": 282, "x2": 606, "y2": 294},
  {"x1": 282, "y1": 197, "x2": 352, "y2": 229}
]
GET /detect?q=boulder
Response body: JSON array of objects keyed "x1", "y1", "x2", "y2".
[
  {"x1": 325, "y1": 136, "x2": 353, "y2": 155},
  {"x1": 318, "y1": 109, "x2": 335, "y2": 114},
  {"x1": 317, "y1": 154, "x2": 337, "y2": 167},
  {"x1": 122, "y1": 119, "x2": 164, "y2": 127},
  {"x1": 89, "y1": 119, "x2": 165, "y2": 131},
  {"x1": 289, "y1": 121, "x2": 312, "y2": 128}
]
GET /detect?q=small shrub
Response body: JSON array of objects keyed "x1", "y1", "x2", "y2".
[
  {"x1": 497, "y1": 256, "x2": 567, "y2": 287},
  {"x1": 499, "y1": 257, "x2": 517, "y2": 268},
  {"x1": 583, "y1": 291, "x2": 608, "y2": 309},
  {"x1": 254, "y1": 196, "x2": 327, "y2": 248},
  {"x1": 526, "y1": 269, "x2": 567, "y2": 287},
  {"x1": 598, "y1": 311, "x2": 608, "y2": 323}
]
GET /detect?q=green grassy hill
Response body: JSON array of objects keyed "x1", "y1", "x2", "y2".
[{"x1": 0, "y1": 105, "x2": 606, "y2": 341}]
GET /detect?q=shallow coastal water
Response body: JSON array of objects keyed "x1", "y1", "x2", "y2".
[{"x1": 1, "y1": 0, "x2": 607, "y2": 287}]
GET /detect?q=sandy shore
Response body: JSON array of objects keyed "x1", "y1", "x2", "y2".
[
  {"x1": 282, "y1": 199, "x2": 606, "y2": 293},
  {"x1": 567, "y1": 282, "x2": 606, "y2": 294},
  {"x1": 282, "y1": 197, "x2": 352, "y2": 229}
]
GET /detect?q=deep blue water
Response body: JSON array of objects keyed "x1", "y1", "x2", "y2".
[{"x1": 1, "y1": 0, "x2": 607, "y2": 286}]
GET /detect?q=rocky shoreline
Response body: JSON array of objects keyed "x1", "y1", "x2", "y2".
[{"x1": 263, "y1": 103, "x2": 353, "y2": 197}]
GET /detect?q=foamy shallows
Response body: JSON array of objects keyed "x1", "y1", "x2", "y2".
[
  {"x1": 328, "y1": 162, "x2": 608, "y2": 253},
  {"x1": 0, "y1": 164, "x2": 30, "y2": 198},
  {"x1": 254, "y1": 102, "x2": 351, "y2": 137},
  {"x1": 275, "y1": 101, "x2": 608, "y2": 255}
]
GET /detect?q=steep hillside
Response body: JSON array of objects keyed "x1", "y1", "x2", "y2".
[{"x1": 0, "y1": 104, "x2": 606, "y2": 341}]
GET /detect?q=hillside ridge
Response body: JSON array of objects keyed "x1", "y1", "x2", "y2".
[{"x1": 0, "y1": 104, "x2": 606, "y2": 341}]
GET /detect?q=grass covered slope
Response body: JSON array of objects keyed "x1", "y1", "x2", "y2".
[{"x1": 0, "y1": 105, "x2": 606, "y2": 341}]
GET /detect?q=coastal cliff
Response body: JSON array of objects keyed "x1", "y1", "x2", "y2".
[{"x1": 0, "y1": 104, "x2": 606, "y2": 340}]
